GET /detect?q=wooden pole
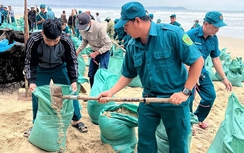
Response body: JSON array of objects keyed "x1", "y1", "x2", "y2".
[{"x1": 24, "y1": 0, "x2": 29, "y2": 97}]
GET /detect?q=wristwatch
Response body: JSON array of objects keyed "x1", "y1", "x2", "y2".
[{"x1": 182, "y1": 87, "x2": 192, "y2": 96}]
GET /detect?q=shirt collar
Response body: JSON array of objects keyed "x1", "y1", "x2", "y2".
[
  {"x1": 198, "y1": 26, "x2": 204, "y2": 37},
  {"x1": 133, "y1": 21, "x2": 157, "y2": 48}
]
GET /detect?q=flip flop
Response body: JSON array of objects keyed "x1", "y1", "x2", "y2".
[
  {"x1": 72, "y1": 122, "x2": 88, "y2": 133},
  {"x1": 198, "y1": 122, "x2": 208, "y2": 129},
  {"x1": 23, "y1": 127, "x2": 32, "y2": 138}
]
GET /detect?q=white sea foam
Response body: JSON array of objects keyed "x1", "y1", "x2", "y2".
[{"x1": 13, "y1": 6, "x2": 244, "y2": 39}]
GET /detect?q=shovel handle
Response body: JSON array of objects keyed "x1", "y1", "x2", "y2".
[{"x1": 62, "y1": 95, "x2": 170, "y2": 103}]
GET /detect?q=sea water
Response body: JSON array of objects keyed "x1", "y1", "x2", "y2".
[{"x1": 13, "y1": 5, "x2": 244, "y2": 39}]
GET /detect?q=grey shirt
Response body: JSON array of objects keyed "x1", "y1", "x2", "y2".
[
  {"x1": 37, "y1": 40, "x2": 65, "y2": 68},
  {"x1": 78, "y1": 20, "x2": 112, "y2": 54}
]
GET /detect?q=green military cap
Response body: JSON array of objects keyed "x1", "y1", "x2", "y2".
[
  {"x1": 204, "y1": 11, "x2": 227, "y2": 28},
  {"x1": 40, "y1": 4, "x2": 45, "y2": 8},
  {"x1": 170, "y1": 14, "x2": 176, "y2": 18},
  {"x1": 114, "y1": 2, "x2": 146, "y2": 29}
]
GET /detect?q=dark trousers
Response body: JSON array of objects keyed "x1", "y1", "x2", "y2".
[
  {"x1": 189, "y1": 71, "x2": 216, "y2": 122},
  {"x1": 32, "y1": 63, "x2": 81, "y2": 123},
  {"x1": 88, "y1": 51, "x2": 110, "y2": 87},
  {"x1": 137, "y1": 102, "x2": 190, "y2": 153}
]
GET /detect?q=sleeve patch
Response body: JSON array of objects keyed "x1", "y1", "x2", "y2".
[{"x1": 182, "y1": 34, "x2": 193, "y2": 46}]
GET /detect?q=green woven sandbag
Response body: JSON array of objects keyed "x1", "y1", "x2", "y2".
[
  {"x1": 128, "y1": 76, "x2": 143, "y2": 88},
  {"x1": 77, "y1": 52, "x2": 86, "y2": 76},
  {"x1": 98, "y1": 103, "x2": 138, "y2": 153},
  {"x1": 215, "y1": 61, "x2": 230, "y2": 81},
  {"x1": 205, "y1": 56, "x2": 218, "y2": 81},
  {"x1": 87, "y1": 69, "x2": 119, "y2": 124},
  {"x1": 111, "y1": 44, "x2": 124, "y2": 58},
  {"x1": 242, "y1": 68, "x2": 244, "y2": 82},
  {"x1": 227, "y1": 59, "x2": 243, "y2": 87},
  {"x1": 207, "y1": 93, "x2": 244, "y2": 153},
  {"x1": 108, "y1": 56, "x2": 124, "y2": 76},
  {"x1": 156, "y1": 113, "x2": 198, "y2": 153},
  {"x1": 227, "y1": 71, "x2": 243, "y2": 87},
  {"x1": 222, "y1": 134, "x2": 244, "y2": 153},
  {"x1": 28, "y1": 85, "x2": 74, "y2": 152},
  {"x1": 107, "y1": 56, "x2": 142, "y2": 88}
]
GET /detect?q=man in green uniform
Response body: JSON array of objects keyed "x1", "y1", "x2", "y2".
[
  {"x1": 191, "y1": 19, "x2": 200, "y2": 29},
  {"x1": 170, "y1": 14, "x2": 184, "y2": 30},
  {"x1": 36, "y1": 4, "x2": 47, "y2": 30},
  {"x1": 98, "y1": 2, "x2": 204, "y2": 153},
  {"x1": 187, "y1": 11, "x2": 232, "y2": 129}
]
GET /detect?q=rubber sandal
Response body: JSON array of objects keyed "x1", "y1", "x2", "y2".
[{"x1": 72, "y1": 122, "x2": 88, "y2": 133}]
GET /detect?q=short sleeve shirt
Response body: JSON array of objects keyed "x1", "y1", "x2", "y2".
[
  {"x1": 187, "y1": 26, "x2": 220, "y2": 72},
  {"x1": 122, "y1": 22, "x2": 202, "y2": 98}
]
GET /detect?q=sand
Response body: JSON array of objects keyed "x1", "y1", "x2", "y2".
[{"x1": 0, "y1": 34, "x2": 244, "y2": 153}]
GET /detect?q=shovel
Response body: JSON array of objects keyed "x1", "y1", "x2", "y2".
[{"x1": 50, "y1": 84, "x2": 170, "y2": 109}]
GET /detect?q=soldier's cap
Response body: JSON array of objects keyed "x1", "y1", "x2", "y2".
[
  {"x1": 40, "y1": 4, "x2": 45, "y2": 9},
  {"x1": 77, "y1": 13, "x2": 91, "y2": 30},
  {"x1": 114, "y1": 2, "x2": 146, "y2": 29},
  {"x1": 204, "y1": 11, "x2": 227, "y2": 28},
  {"x1": 149, "y1": 13, "x2": 154, "y2": 19},
  {"x1": 170, "y1": 14, "x2": 176, "y2": 18}
]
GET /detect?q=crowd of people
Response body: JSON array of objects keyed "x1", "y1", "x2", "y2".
[
  {"x1": 2, "y1": 2, "x2": 232, "y2": 153},
  {"x1": 0, "y1": 5, "x2": 15, "y2": 24}
]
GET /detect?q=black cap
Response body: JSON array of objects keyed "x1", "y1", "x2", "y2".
[{"x1": 77, "y1": 13, "x2": 91, "y2": 30}]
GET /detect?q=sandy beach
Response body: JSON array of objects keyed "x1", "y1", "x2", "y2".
[{"x1": 0, "y1": 26, "x2": 244, "y2": 153}]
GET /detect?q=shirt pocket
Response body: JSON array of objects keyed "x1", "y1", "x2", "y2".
[
  {"x1": 202, "y1": 45, "x2": 214, "y2": 59},
  {"x1": 133, "y1": 57, "x2": 143, "y2": 74},
  {"x1": 154, "y1": 49, "x2": 172, "y2": 72}
]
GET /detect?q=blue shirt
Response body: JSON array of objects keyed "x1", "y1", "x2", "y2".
[
  {"x1": 187, "y1": 26, "x2": 220, "y2": 72},
  {"x1": 122, "y1": 22, "x2": 202, "y2": 99},
  {"x1": 170, "y1": 21, "x2": 184, "y2": 31}
]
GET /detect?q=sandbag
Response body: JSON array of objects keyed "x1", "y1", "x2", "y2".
[
  {"x1": 111, "y1": 44, "x2": 124, "y2": 58},
  {"x1": 222, "y1": 134, "x2": 244, "y2": 153},
  {"x1": 219, "y1": 48, "x2": 231, "y2": 62},
  {"x1": 108, "y1": 54, "x2": 142, "y2": 88},
  {"x1": 227, "y1": 59, "x2": 243, "y2": 87},
  {"x1": 87, "y1": 68, "x2": 119, "y2": 124},
  {"x1": 108, "y1": 56, "x2": 124, "y2": 76},
  {"x1": 128, "y1": 76, "x2": 143, "y2": 88},
  {"x1": 28, "y1": 85, "x2": 74, "y2": 152},
  {"x1": 77, "y1": 52, "x2": 86, "y2": 76},
  {"x1": 156, "y1": 113, "x2": 198, "y2": 153},
  {"x1": 98, "y1": 103, "x2": 138, "y2": 153},
  {"x1": 205, "y1": 56, "x2": 218, "y2": 81},
  {"x1": 215, "y1": 61, "x2": 230, "y2": 81},
  {"x1": 207, "y1": 93, "x2": 244, "y2": 153}
]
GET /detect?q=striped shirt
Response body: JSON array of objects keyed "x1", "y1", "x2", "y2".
[{"x1": 24, "y1": 32, "x2": 78, "y2": 84}]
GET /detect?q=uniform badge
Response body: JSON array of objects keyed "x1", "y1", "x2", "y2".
[{"x1": 182, "y1": 34, "x2": 193, "y2": 46}]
